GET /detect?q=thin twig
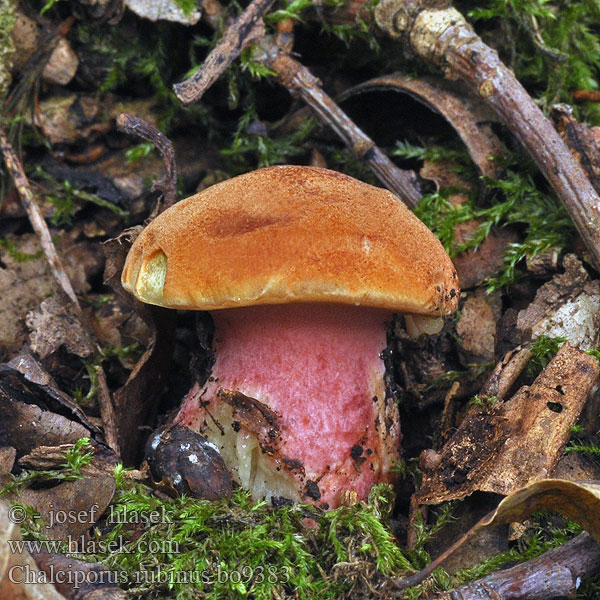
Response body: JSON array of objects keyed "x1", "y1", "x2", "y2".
[
  {"x1": 179, "y1": 0, "x2": 422, "y2": 207},
  {"x1": 0, "y1": 127, "x2": 80, "y2": 308},
  {"x1": 374, "y1": 0, "x2": 600, "y2": 269},
  {"x1": 173, "y1": 0, "x2": 276, "y2": 104},
  {"x1": 570, "y1": 90, "x2": 600, "y2": 103},
  {"x1": 95, "y1": 365, "x2": 121, "y2": 456},
  {"x1": 116, "y1": 113, "x2": 177, "y2": 215},
  {"x1": 261, "y1": 46, "x2": 422, "y2": 207},
  {"x1": 0, "y1": 127, "x2": 122, "y2": 459}
]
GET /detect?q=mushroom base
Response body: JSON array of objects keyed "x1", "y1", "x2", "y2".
[{"x1": 175, "y1": 303, "x2": 400, "y2": 508}]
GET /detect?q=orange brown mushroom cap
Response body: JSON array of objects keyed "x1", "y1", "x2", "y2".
[{"x1": 122, "y1": 165, "x2": 459, "y2": 508}]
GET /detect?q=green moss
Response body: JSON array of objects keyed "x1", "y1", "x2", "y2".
[
  {"x1": 463, "y1": 0, "x2": 600, "y2": 124},
  {"x1": 413, "y1": 154, "x2": 573, "y2": 291},
  {"x1": 526, "y1": 335, "x2": 566, "y2": 377},
  {"x1": 0, "y1": 0, "x2": 16, "y2": 101},
  {"x1": 4, "y1": 461, "x2": 419, "y2": 600},
  {"x1": 0, "y1": 438, "x2": 93, "y2": 497},
  {"x1": 0, "y1": 238, "x2": 43, "y2": 262}
]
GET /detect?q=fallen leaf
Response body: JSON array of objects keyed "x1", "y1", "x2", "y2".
[
  {"x1": 32, "y1": 551, "x2": 127, "y2": 600},
  {"x1": 398, "y1": 479, "x2": 600, "y2": 592},
  {"x1": 0, "y1": 393, "x2": 90, "y2": 458},
  {"x1": 26, "y1": 296, "x2": 96, "y2": 360},
  {"x1": 125, "y1": 0, "x2": 201, "y2": 24},
  {"x1": 15, "y1": 471, "x2": 115, "y2": 540}
]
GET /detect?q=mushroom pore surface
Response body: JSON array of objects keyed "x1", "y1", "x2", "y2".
[{"x1": 175, "y1": 303, "x2": 400, "y2": 509}]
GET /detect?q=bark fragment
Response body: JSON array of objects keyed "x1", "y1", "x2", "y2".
[{"x1": 417, "y1": 343, "x2": 599, "y2": 505}]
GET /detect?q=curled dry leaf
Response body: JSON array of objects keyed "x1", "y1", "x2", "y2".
[
  {"x1": 0, "y1": 393, "x2": 90, "y2": 458},
  {"x1": 338, "y1": 74, "x2": 504, "y2": 179},
  {"x1": 481, "y1": 479, "x2": 600, "y2": 543},
  {"x1": 398, "y1": 480, "x2": 600, "y2": 593},
  {"x1": 3, "y1": 358, "x2": 101, "y2": 437},
  {"x1": 417, "y1": 343, "x2": 600, "y2": 504},
  {"x1": 0, "y1": 501, "x2": 67, "y2": 600}
]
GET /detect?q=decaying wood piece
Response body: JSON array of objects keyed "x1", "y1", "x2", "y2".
[
  {"x1": 445, "y1": 532, "x2": 600, "y2": 600},
  {"x1": 338, "y1": 74, "x2": 504, "y2": 179},
  {"x1": 374, "y1": 0, "x2": 600, "y2": 269},
  {"x1": 0, "y1": 127, "x2": 79, "y2": 308},
  {"x1": 480, "y1": 345, "x2": 533, "y2": 401},
  {"x1": 417, "y1": 343, "x2": 599, "y2": 505},
  {"x1": 516, "y1": 254, "x2": 600, "y2": 350}
]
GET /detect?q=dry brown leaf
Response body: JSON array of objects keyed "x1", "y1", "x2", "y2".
[
  {"x1": 417, "y1": 343, "x2": 600, "y2": 504},
  {"x1": 0, "y1": 397, "x2": 90, "y2": 458},
  {"x1": 26, "y1": 296, "x2": 96, "y2": 360},
  {"x1": 482, "y1": 479, "x2": 600, "y2": 542},
  {"x1": 33, "y1": 551, "x2": 127, "y2": 600},
  {"x1": 16, "y1": 472, "x2": 115, "y2": 540}
]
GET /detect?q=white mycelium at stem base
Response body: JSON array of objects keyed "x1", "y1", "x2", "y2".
[{"x1": 175, "y1": 303, "x2": 400, "y2": 509}]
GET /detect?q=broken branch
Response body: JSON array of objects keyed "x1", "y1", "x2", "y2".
[
  {"x1": 116, "y1": 113, "x2": 177, "y2": 215},
  {"x1": 172, "y1": 0, "x2": 422, "y2": 206},
  {"x1": 173, "y1": 0, "x2": 276, "y2": 104},
  {"x1": 447, "y1": 532, "x2": 600, "y2": 600},
  {"x1": 0, "y1": 127, "x2": 79, "y2": 308},
  {"x1": 374, "y1": 0, "x2": 600, "y2": 269},
  {"x1": 262, "y1": 48, "x2": 423, "y2": 207}
]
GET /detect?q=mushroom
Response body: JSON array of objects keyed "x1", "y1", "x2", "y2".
[{"x1": 122, "y1": 165, "x2": 459, "y2": 508}]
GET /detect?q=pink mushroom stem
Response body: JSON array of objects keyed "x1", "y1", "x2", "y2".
[{"x1": 175, "y1": 302, "x2": 401, "y2": 509}]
